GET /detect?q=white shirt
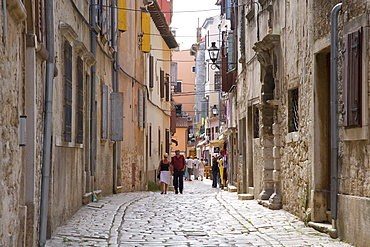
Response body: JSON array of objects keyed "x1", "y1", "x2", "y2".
[
  {"x1": 186, "y1": 158, "x2": 193, "y2": 168},
  {"x1": 193, "y1": 159, "x2": 201, "y2": 169}
]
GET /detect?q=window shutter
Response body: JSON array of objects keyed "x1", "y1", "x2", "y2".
[
  {"x1": 118, "y1": 0, "x2": 127, "y2": 32},
  {"x1": 149, "y1": 55, "x2": 154, "y2": 88},
  {"x1": 102, "y1": 85, "x2": 109, "y2": 139},
  {"x1": 165, "y1": 74, "x2": 170, "y2": 101},
  {"x1": 343, "y1": 28, "x2": 362, "y2": 127},
  {"x1": 111, "y1": 92, "x2": 124, "y2": 141},
  {"x1": 141, "y1": 11, "x2": 151, "y2": 53},
  {"x1": 138, "y1": 88, "x2": 143, "y2": 128},
  {"x1": 160, "y1": 70, "x2": 164, "y2": 98},
  {"x1": 64, "y1": 41, "x2": 73, "y2": 142},
  {"x1": 76, "y1": 57, "x2": 84, "y2": 143},
  {"x1": 165, "y1": 129, "x2": 170, "y2": 154}
]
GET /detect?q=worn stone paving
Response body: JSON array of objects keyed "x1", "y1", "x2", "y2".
[{"x1": 45, "y1": 179, "x2": 353, "y2": 247}]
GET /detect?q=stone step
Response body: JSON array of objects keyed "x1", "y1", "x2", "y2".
[
  {"x1": 238, "y1": 194, "x2": 254, "y2": 200},
  {"x1": 228, "y1": 185, "x2": 237, "y2": 192}
]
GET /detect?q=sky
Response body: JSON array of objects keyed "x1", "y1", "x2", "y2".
[{"x1": 171, "y1": 0, "x2": 219, "y2": 50}]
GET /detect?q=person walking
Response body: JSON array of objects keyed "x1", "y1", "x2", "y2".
[
  {"x1": 184, "y1": 156, "x2": 190, "y2": 180},
  {"x1": 185, "y1": 156, "x2": 194, "y2": 181},
  {"x1": 193, "y1": 157, "x2": 200, "y2": 180},
  {"x1": 212, "y1": 156, "x2": 219, "y2": 188},
  {"x1": 171, "y1": 150, "x2": 186, "y2": 194},
  {"x1": 199, "y1": 158, "x2": 205, "y2": 181},
  {"x1": 157, "y1": 153, "x2": 172, "y2": 194}
]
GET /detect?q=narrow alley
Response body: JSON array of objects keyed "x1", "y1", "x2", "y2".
[{"x1": 45, "y1": 179, "x2": 352, "y2": 247}]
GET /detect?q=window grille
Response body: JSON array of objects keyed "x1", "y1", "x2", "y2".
[
  {"x1": 64, "y1": 41, "x2": 72, "y2": 142},
  {"x1": 289, "y1": 88, "x2": 299, "y2": 132}
]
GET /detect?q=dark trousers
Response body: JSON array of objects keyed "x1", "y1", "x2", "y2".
[
  {"x1": 212, "y1": 170, "x2": 219, "y2": 188},
  {"x1": 173, "y1": 169, "x2": 184, "y2": 193}
]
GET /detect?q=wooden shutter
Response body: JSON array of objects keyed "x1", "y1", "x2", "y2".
[
  {"x1": 343, "y1": 28, "x2": 362, "y2": 127},
  {"x1": 149, "y1": 55, "x2": 154, "y2": 88},
  {"x1": 64, "y1": 41, "x2": 73, "y2": 142},
  {"x1": 141, "y1": 11, "x2": 151, "y2": 53},
  {"x1": 165, "y1": 74, "x2": 170, "y2": 102},
  {"x1": 102, "y1": 85, "x2": 109, "y2": 139},
  {"x1": 160, "y1": 70, "x2": 164, "y2": 98},
  {"x1": 165, "y1": 129, "x2": 170, "y2": 154},
  {"x1": 76, "y1": 57, "x2": 84, "y2": 143},
  {"x1": 118, "y1": 0, "x2": 127, "y2": 32},
  {"x1": 111, "y1": 92, "x2": 124, "y2": 141},
  {"x1": 138, "y1": 88, "x2": 143, "y2": 128}
]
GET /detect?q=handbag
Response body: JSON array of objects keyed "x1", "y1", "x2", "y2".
[{"x1": 157, "y1": 173, "x2": 160, "y2": 179}]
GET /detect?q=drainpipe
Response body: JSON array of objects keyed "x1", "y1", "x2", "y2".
[
  {"x1": 330, "y1": 2, "x2": 342, "y2": 222},
  {"x1": 90, "y1": 0, "x2": 97, "y2": 178},
  {"x1": 112, "y1": 0, "x2": 118, "y2": 193},
  {"x1": 39, "y1": 0, "x2": 54, "y2": 246}
]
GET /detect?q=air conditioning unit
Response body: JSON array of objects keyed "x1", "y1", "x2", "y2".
[
  {"x1": 187, "y1": 116, "x2": 193, "y2": 122},
  {"x1": 182, "y1": 111, "x2": 188, "y2": 116}
]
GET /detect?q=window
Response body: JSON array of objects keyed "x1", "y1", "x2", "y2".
[
  {"x1": 288, "y1": 88, "x2": 299, "y2": 132},
  {"x1": 165, "y1": 129, "x2": 170, "y2": 154},
  {"x1": 76, "y1": 57, "x2": 84, "y2": 143},
  {"x1": 149, "y1": 56, "x2": 154, "y2": 88},
  {"x1": 191, "y1": 66, "x2": 196, "y2": 73},
  {"x1": 101, "y1": 84, "x2": 109, "y2": 139},
  {"x1": 160, "y1": 70, "x2": 165, "y2": 98},
  {"x1": 343, "y1": 28, "x2": 362, "y2": 127},
  {"x1": 174, "y1": 81, "x2": 182, "y2": 93},
  {"x1": 165, "y1": 74, "x2": 170, "y2": 102},
  {"x1": 214, "y1": 71, "x2": 221, "y2": 91},
  {"x1": 253, "y1": 106, "x2": 259, "y2": 138},
  {"x1": 64, "y1": 41, "x2": 73, "y2": 142},
  {"x1": 175, "y1": 104, "x2": 182, "y2": 116},
  {"x1": 149, "y1": 125, "x2": 152, "y2": 157},
  {"x1": 97, "y1": 0, "x2": 112, "y2": 44},
  {"x1": 138, "y1": 88, "x2": 144, "y2": 128}
]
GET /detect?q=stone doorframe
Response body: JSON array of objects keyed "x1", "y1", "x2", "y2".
[{"x1": 253, "y1": 34, "x2": 282, "y2": 209}]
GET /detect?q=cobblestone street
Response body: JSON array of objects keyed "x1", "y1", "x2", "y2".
[{"x1": 45, "y1": 179, "x2": 353, "y2": 247}]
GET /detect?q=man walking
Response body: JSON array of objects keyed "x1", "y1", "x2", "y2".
[{"x1": 171, "y1": 150, "x2": 186, "y2": 194}]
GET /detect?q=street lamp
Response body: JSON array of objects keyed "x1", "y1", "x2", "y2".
[
  {"x1": 208, "y1": 42, "x2": 220, "y2": 69},
  {"x1": 212, "y1": 105, "x2": 218, "y2": 116}
]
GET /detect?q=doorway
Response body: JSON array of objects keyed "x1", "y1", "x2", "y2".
[{"x1": 313, "y1": 51, "x2": 331, "y2": 222}]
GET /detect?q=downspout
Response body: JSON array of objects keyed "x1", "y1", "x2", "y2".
[
  {"x1": 39, "y1": 0, "x2": 54, "y2": 246},
  {"x1": 112, "y1": 0, "x2": 118, "y2": 193},
  {"x1": 90, "y1": 0, "x2": 97, "y2": 178},
  {"x1": 330, "y1": 3, "x2": 342, "y2": 222}
]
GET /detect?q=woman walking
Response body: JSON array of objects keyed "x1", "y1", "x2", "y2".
[{"x1": 157, "y1": 153, "x2": 172, "y2": 194}]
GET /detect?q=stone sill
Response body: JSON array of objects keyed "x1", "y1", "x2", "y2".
[
  {"x1": 343, "y1": 126, "x2": 368, "y2": 141},
  {"x1": 286, "y1": 131, "x2": 299, "y2": 143}
]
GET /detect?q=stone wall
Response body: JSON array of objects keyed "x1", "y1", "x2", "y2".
[{"x1": 0, "y1": 2, "x2": 27, "y2": 244}]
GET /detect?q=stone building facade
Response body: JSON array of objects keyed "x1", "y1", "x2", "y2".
[
  {"x1": 0, "y1": 0, "x2": 176, "y2": 246},
  {"x1": 233, "y1": 0, "x2": 370, "y2": 246}
]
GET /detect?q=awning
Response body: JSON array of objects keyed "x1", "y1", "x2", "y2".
[
  {"x1": 197, "y1": 140, "x2": 207, "y2": 147},
  {"x1": 210, "y1": 139, "x2": 224, "y2": 147}
]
